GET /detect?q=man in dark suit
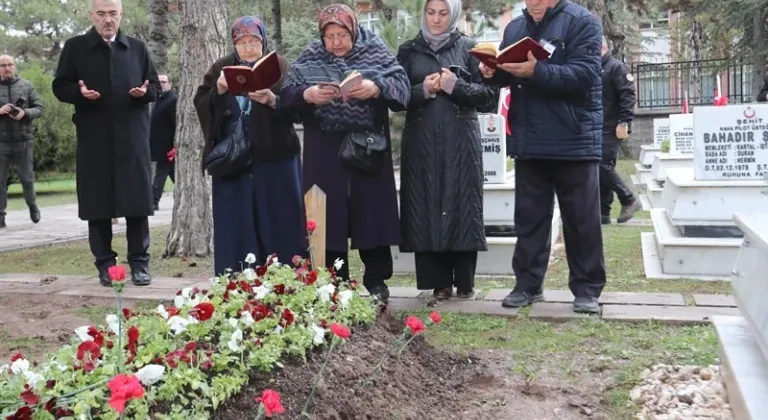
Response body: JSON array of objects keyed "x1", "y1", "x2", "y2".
[
  {"x1": 150, "y1": 74, "x2": 177, "y2": 211},
  {"x1": 600, "y1": 37, "x2": 640, "y2": 225},
  {"x1": 52, "y1": 0, "x2": 160, "y2": 287},
  {"x1": 757, "y1": 74, "x2": 768, "y2": 102}
]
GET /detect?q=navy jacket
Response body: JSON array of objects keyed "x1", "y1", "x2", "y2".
[{"x1": 485, "y1": 0, "x2": 603, "y2": 161}]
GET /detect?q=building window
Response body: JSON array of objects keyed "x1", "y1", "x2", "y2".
[
  {"x1": 639, "y1": 11, "x2": 669, "y2": 30},
  {"x1": 359, "y1": 12, "x2": 382, "y2": 35},
  {"x1": 470, "y1": 11, "x2": 500, "y2": 42}
]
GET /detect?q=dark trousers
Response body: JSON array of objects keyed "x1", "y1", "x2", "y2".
[
  {"x1": 327, "y1": 246, "x2": 393, "y2": 290},
  {"x1": 415, "y1": 251, "x2": 477, "y2": 293},
  {"x1": 0, "y1": 140, "x2": 36, "y2": 215},
  {"x1": 512, "y1": 159, "x2": 606, "y2": 298},
  {"x1": 88, "y1": 217, "x2": 150, "y2": 270},
  {"x1": 599, "y1": 134, "x2": 634, "y2": 217},
  {"x1": 152, "y1": 160, "x2": 175, "y2": 205}
]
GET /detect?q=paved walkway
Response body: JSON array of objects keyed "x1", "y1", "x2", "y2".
[
  {"x1": 0, "y1": 194, "x2": 174, "y2": 252},
  {"x1": 0, "y1": 273, "x2": 739, "y2": 325}
]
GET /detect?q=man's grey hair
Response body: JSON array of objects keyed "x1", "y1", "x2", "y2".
[{"x1": 88, "y1": 0, "x2": 122, "y2": 10}]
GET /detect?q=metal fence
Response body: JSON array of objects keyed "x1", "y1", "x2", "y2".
[{"x1": 630, "y1": 58, "x2": 754, "y2": 109}]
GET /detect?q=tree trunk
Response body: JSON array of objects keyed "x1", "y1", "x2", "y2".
[
  {"x1": 272, "y1": 0, "x2": 282, "y2": 52},
  {"x1": 689, "y1": 18, "x2": 704, "y2": 101},
  {"x1": 165, "y1": 0, "x2": 229, "y2": 257},
  {"x1": 148, "y1": 0, "x2": 170, "y2": 74},
  {"x1": 752, "y1": 9, "x2": 767, "y2": 99}
]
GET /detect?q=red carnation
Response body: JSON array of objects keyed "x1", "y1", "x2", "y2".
[
  {"x1": 189, "y1": 302, "x2": 215, "y2": 321},
  {"x1": 107, "y1": 374, "x2": 145, "y2": 414},
  {"x1": 429, "y1": 312, "x2": 442, "y2": 324},
  {"x1": 330, "y1": 323, "x2": 351, "y2": 339},
  {"x1": 255, "y1": 389, "x2": 285, "y2": 417},
  {"x1": 405, "y1": 316, "x2": 426, "y2": 335},
  {"x1": 307, "y1": 219, "x2": 317, "y2": 233},
  {"x1": 107, "y1": 265, "x2": 126, "y2": 282}
]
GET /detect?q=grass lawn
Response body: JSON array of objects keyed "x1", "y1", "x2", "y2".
[
  {"x1": 5, "y1": 172, "x2": 174, "y2": 211},
  {"x1": 416, "y1": 311, "x2": 719, "y2": 419}
]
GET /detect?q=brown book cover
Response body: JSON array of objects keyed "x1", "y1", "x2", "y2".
[
  {"x1": 469, "y1": 38, "x2": 550, "y2": 70},
  {"x1": 222, "y1": 51, "x2": 281, "y2": 95},
  {"x1": 317, "y1": 71, "x2": 363, "y2": 102}
]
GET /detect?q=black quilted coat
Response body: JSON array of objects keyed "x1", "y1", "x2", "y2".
[{"x1": 396, "y1": 31, "x2": 498, "y2": 253}]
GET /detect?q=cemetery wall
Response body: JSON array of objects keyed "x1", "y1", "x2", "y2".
[{"x1": 622, "y1": 108, "x2": 681, "y2": 158}]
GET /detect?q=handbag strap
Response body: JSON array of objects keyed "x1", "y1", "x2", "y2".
[{"x1": 235, "y1": 96, "x2": 252, "y2": 116}]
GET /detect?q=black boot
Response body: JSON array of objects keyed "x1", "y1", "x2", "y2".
[
  {"x1": 29, "y1": 205, "x2": 40, "y2": 224},
  {"x1": 131, "y1": 264, "x2": 152, "y2": 286},
  {"x1": 0, "y1": 214, "x2": 5, "y2": 228}
]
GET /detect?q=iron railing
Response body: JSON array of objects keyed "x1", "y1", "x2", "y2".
[{"x1": 630, "y1": 58, "x2": 754, "y2": 109}]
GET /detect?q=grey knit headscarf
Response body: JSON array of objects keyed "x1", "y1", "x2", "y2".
[{"x1": 420, "y1": 0, "x2": 462, "y2": 51}]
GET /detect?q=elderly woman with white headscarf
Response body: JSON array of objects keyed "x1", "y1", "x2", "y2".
[{"x1": 396, "y1": 0, "x2": 499, "y2": 300}]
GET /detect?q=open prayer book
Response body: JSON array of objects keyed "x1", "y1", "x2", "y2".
[
  {"x1": 469, "y1": 38, "x2": 550, "y2": 70},
  {"x1": 222, "y1": 51, "x2": 281, "y2": 95},
  {"x1": 318, "y1": 71, "x2": 363, "y2": 102}
]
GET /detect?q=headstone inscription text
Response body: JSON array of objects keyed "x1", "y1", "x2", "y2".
[
  {"x1": 693, "y1": 104, "x2": 768, "y2": 180},
  {"x1": 669, "y1": 114, "x2": 694, "y2": 154},
  {"x1": 479, "y1": 114, "x2": 507, "y2": 184},
  {"x1": 653, "y1": 118, "x2": 670, "y2": 147}
]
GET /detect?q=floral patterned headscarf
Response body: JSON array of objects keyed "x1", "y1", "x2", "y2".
[
  {"x1": 317, "y1": 4, "x2": 359, "y2": 43},
  {"x1": 231, "y1": 16, "x2": 269, "y2": 56}
]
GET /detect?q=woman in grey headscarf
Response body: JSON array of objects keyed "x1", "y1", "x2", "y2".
[{"x1": 396, "y1": 0, "x2": 498, "y2": 300}]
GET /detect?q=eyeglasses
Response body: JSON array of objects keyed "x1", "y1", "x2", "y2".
[
  {"x1": 323, "y1": 33, "x2": 351, "y2": 42},
  {"x1": 235, "y1": 40, "x2": 262, "y2": 49}
]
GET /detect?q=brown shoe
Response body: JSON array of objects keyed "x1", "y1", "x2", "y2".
[
  {"x1": 617, "y1": 199, "x2": 642, "y2": 224},
  {"x1": 433, "y1": 288, "x2": 452, "y2": 300}
]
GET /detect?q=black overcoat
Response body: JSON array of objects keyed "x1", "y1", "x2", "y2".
[
  {"x1": 52, "y1": 27, "x2": 160, "y2": 221},
  {"x1": 396, "y1": 32, "x2": 498, "y2": 252}
]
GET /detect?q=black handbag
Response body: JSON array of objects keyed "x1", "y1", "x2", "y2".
[
  {"x1": 339, "y1": 130, "x2": 387, "y2": 176},
  {"x1": 204, "y1": 109, "x2": 252, "y2": 178}
]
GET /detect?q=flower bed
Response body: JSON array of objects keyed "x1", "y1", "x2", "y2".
[{"x1": 0, "y1": 255, "x2": 377, "y2": 419}]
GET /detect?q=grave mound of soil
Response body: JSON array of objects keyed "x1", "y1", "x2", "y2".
[{"x1": 213, "y1": 311, "x2": 488, "y2": 419}]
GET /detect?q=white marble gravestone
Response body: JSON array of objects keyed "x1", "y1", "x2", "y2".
[
  {"x1": 653, "y1": 118, "x2": 670, "y2": 147},
  {"x1": 693, "y1": 103, "x2": 768, "y2": 181},
  {"x1": 669, "y1": 113, "x2": 694, "y2": 155},
  {"x1": 479, "y1": 114, "x2": 507, "y2": 184},
  {"x1": 713, "y1": 213, "x2": 768, "y2": 420}
]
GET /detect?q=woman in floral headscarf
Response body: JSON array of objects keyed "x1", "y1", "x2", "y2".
[
  {"x1": 194, "y1": 16, "x2": 306, "y2": 275},
  {"x1": 280, "y1": 4, "x2": 411, "y2": 303}
]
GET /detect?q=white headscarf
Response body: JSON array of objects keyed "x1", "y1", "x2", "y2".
[{"x1": 420, "y1": 0, "x2": 462, "y2": 51}]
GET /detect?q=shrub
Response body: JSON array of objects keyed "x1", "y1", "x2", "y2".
[{"x1": 17, "y1": 62, "x2": 77, "y2": 173}]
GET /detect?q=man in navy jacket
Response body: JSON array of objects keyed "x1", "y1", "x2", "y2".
[{"x1": 481, "y1": 0, "x2": 606, "y2": 313}]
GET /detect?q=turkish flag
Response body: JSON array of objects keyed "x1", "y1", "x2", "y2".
[{"x1": 499, "y1": 88, "x2": 512, "y2": 135}]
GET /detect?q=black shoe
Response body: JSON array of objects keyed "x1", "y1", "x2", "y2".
[
  {"x1": 29, "y1": 205, "x2": 40, "y2": 224},
  {"x1": 573, "y1": 296, "x2": 600, "y2": 314},
  {"x1": 601, "y1": 215, "x2": 611, "y2": 225},
  {"x1": 367, "y1": 284, "x2": 389, "y2": 304},
  {"x1": 131, "y1": 265, "x2": 152, "y2": 286},
  {"x1": 97, "y1": 265, "x2": 114, "y2": 287},
  {"x1": 0, "y1": 214, "x2": 5, "y2": 228},
  {"x1": 501, "y1": 290, "x2": 544, "y2": 308}
]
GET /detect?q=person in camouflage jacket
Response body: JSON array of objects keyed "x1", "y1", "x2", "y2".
[{"x1": 0, "y1": 54, "x2": 44, "y2": 228}]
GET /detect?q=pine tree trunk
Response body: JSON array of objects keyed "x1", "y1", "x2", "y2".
[
  {"x1": 165, "y1": 0, "x2": 229, "y2": 257},
  {"x1": 148, "y1": 0, "x2": 170, "y2": 74},
  {"x1": 272, "y1": 0, "x2": 282, "y2": 52}
]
